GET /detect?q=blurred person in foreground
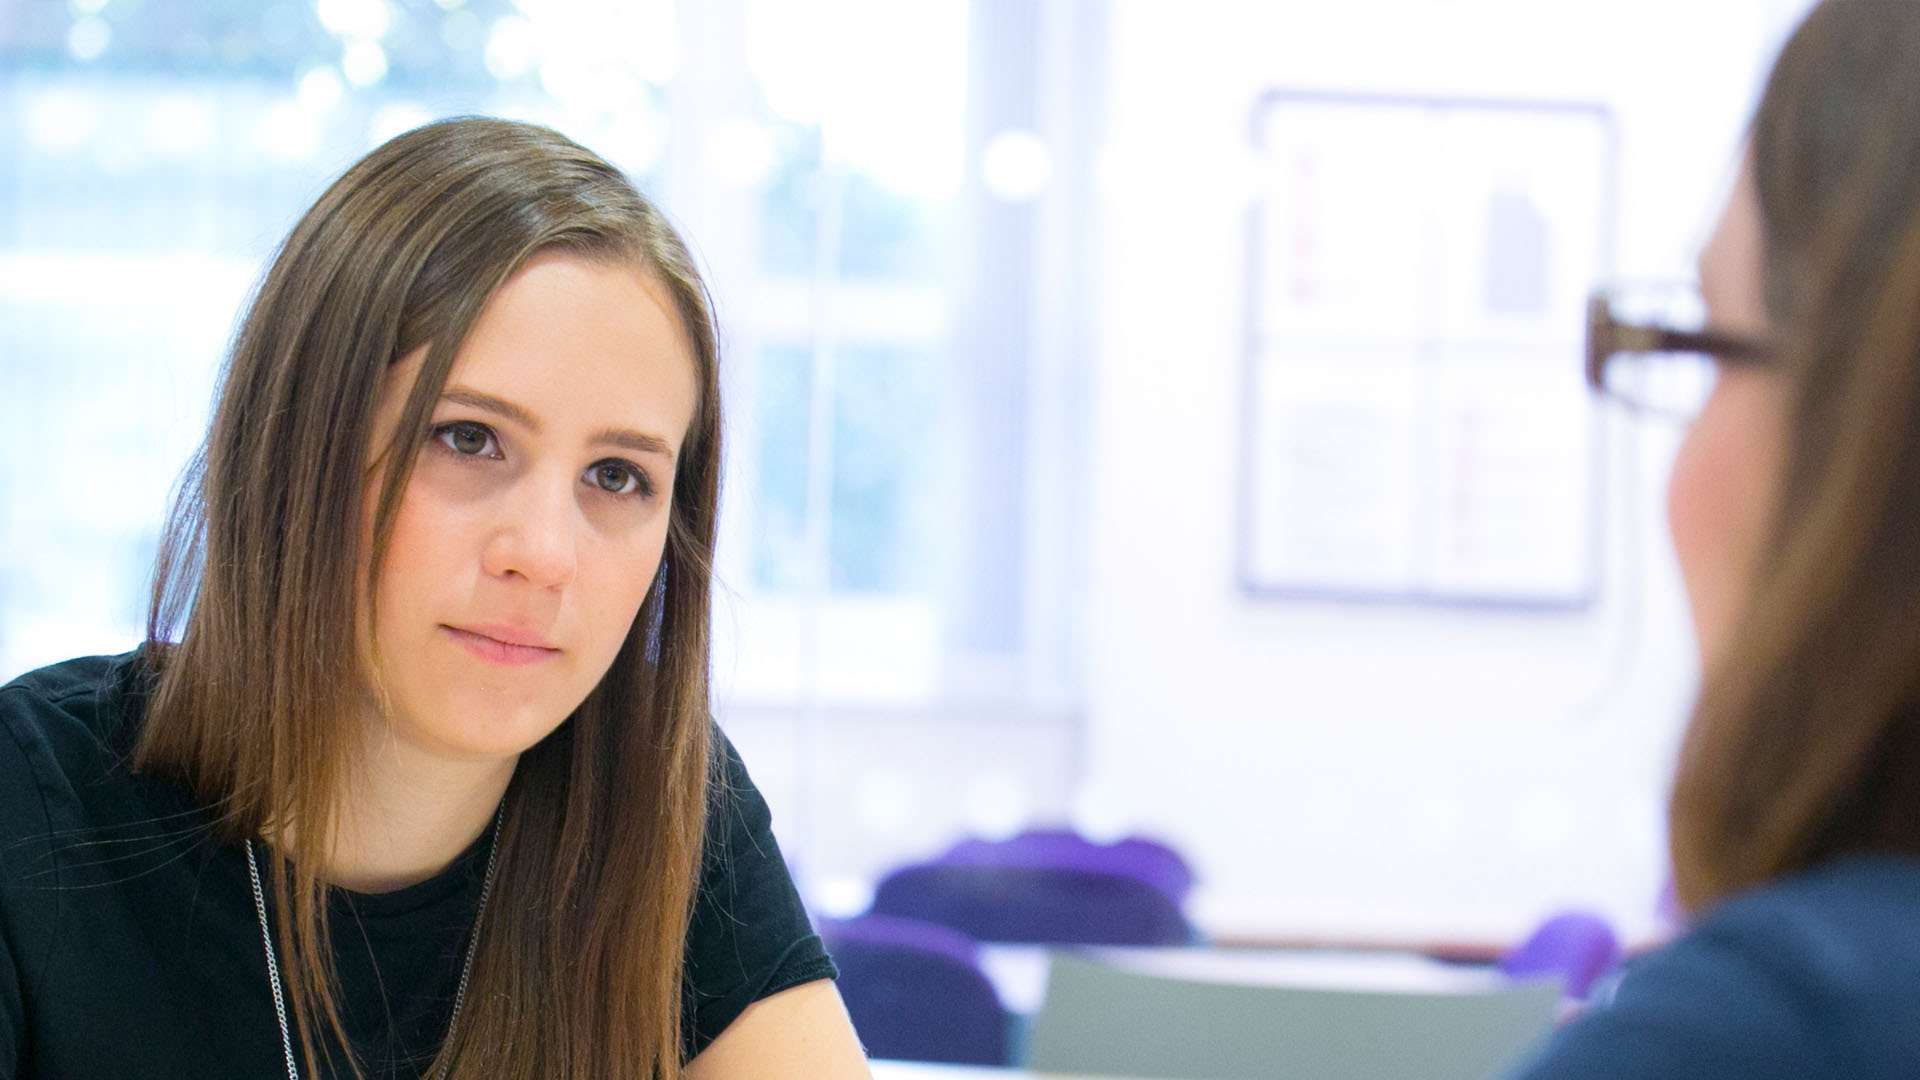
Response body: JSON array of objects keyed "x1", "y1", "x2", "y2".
[
  {"x1": 1512, "y1": 1, "x2": 1920, "y2": 1076},
  {"x1": 0, "y1": 117, "x2": 869, "y2": 1079}
]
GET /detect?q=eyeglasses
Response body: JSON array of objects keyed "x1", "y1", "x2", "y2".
[{"x1": 1586, "y1": 288, "x2": 1773, "y2": 418}]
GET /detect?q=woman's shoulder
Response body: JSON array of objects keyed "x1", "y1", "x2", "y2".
[
  {"x1": 1694, "y1": 855, "x2": 1920, "y2": 1023},
  {"x1": 1510, "y1": 855, "x2": 1920, "y2": 1080},
  {"x1": 1710, "y1": 851, "x2": 1920, "y2": 929},
  {"x1": 0, "y1": 648, "x2": 151, "y2": 771},
  {"x1": 0, "y1": 649, "x2": 160, "y2": 847},
  {"x1": 701, "y1": 726, "x2": 762, "y2": 832}
]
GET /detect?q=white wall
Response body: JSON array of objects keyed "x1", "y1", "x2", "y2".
[{"x1": 1085, "y1": 0, "x2": 1811, "y2": 946}]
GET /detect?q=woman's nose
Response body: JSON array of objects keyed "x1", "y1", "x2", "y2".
[{"x1": 481, "y1": 475, "x2": 579, "y2": 588}]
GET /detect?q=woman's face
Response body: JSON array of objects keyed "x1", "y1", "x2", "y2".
[
  {"x1": 358, "y1": 251, "x2": 700, "y2": 764},
  {"x1": 1668, "y1": 157, "x2": 1787, "y2": 672}
]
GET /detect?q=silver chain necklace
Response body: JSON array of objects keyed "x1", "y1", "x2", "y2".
[{"x1": 244, "y1": 805, "x2": 504, "y2": 1080}]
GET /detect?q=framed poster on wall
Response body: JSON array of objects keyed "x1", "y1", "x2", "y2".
[{"x1": 1239, "y1": 92, "x2": 1615, "y2": 607}]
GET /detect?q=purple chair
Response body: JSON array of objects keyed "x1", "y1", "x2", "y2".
[
  {"x1": 940, "y1": 829, "x2": 1195, "y2": 906},
  {"x1": 869, "y1": 830, "x2": 1196, "y2": 946},
  {"x1": 1498, "y1": 911, "x2": 1622, "y2": 999},
  {"x1": 819, "y1": 914, "x2": 1011, "y2": 1066}
]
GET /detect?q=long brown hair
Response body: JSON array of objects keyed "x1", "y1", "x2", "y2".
[
  {"x1": 137, "y1": 116, "x2": 722, "y2": 1079},
  {"x1": 1670, "y1": 0, "x2": 1920, "y2": 911}
]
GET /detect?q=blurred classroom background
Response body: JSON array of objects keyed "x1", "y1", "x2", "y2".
[{"x1": 0, "y1": 0, "x2": 1814, "y2": 1028}]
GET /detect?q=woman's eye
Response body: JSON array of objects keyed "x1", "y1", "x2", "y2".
[
  {"x1": 589, "y1": 461, "x2": 653, "y2": 498},
  {"x1": 434, "y1": 422, "x2": 499, "y2": 458}
]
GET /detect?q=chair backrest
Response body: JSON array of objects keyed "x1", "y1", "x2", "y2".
[
  {"x1": 940, "y1": 829, "x2": 1196, "y2": 904},
  {"x1": 1027, "y1": 951, "x2": 1560, "y2": 1080},
  {"x1": 1498, "y1": 911, "x2": 1622, "y2": 999},
  {"x1": 819, "y1": 914, "x2": 1010, "y2": 1066},
  {"x1": 870, "y1": 862, "x2": 1194, "y2": 946}
]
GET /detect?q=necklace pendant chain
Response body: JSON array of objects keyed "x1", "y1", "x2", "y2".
[
  {"x1": 246, "y1": 804, "x2": 505, "y2": 1080},
  {"x1": 244, "y1": 837, "x2": 300, "y2": 1080}
]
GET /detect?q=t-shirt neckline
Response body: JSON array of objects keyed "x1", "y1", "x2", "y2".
[{"x1": 250, "y1": 825, "x2": 495, "y2": 922}]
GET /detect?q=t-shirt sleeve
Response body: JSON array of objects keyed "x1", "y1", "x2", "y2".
[
  {"x1": 1504, "y1": 898, "x2": 1847, "y2": 1080},
  {"x1": 680, "y1": 727, "x2": 837, "y2": 1060}
]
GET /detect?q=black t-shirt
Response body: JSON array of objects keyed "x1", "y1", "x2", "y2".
[{"x1": 0, "y1": 650, "x2": 836, "y2": 1078}]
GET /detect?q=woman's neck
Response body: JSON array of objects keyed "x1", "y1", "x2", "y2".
[{"x1": 317, "y1": 725, "x2": 517, "y2": 894}]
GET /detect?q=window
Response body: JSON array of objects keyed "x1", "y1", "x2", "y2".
[
  {"x1": 2, "y1": 0, "x2": 1100, "y2": 912},
  {"x1": 0, "y1": 0, "x2": 1091, "y2": 715}
]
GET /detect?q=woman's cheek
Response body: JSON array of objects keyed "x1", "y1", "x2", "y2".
[
  {"x1": 1667, "y1": 371, "x2": 1785, "y2": 669},
  {"x1": 409, "y1": 448, "x2": 505, "y2": 503},
  {"x1": 1669, "y1": 414, "x2": 1734, "y2": 663}
]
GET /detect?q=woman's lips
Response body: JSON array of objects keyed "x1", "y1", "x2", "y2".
[{"x1": 443, "y1": 625, "x2": 561, "y2": 666}]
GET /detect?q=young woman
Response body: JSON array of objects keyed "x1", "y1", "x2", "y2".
[
  {"x1": 0, "y1": 118, "x2": 869, "y2": 1079},
  {"x1": 1513, "y1": 1, "x2": 1920, "y2": 1075}
]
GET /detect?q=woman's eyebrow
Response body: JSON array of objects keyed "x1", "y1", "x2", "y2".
[
  {"x1": 442, "y1": 386, "x2": 540, "y2": 430},
  {"x1": 590, "y1": 426, "x2": 675, "y2": 461},
  {"x1": 441, "y1": 385, "x2": 675, "y2": 461}
]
